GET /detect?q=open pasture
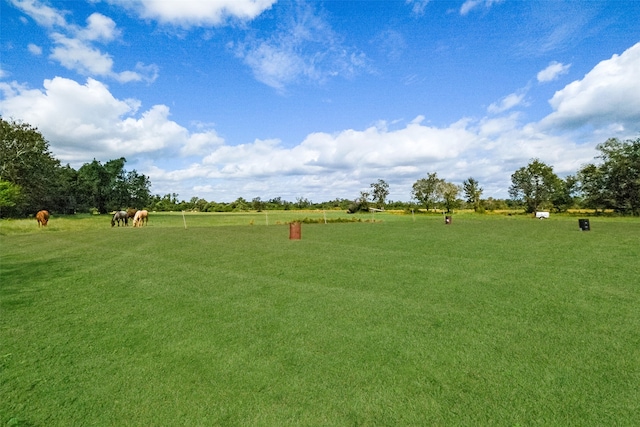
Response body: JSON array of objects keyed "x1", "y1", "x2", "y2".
[
  {"x1": 1, "y1": 213, "x2": 639, "y2": 425},
  {"x1": 0, "y1": 210, "x2": 377, "y2": 235}
]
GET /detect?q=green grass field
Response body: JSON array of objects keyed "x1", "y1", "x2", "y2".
[{"x1": 1, "y1": 212, "x2": 639, "y2": 425}]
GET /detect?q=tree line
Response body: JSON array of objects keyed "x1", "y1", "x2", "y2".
[
  {"x1": 1, "y1": 118, "x2": 151, "y2": 217},
  {"x1": 507, "y1": 137, "x2": 639, "y2": 215},
  {"x1": 1, "y1": 117, "x2": 639, "y2": 217}
]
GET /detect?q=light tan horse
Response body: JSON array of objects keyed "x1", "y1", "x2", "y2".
[
  {"x1": 133, "y1": 209, "x2": 148, "y2": 227},
  {"x1": 36, "y1": 210, "x2": 49, "y2": 227}
]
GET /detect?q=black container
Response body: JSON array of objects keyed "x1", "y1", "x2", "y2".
[{"x1": 579, "y1": 219, "x2": 590, "y2": 231}]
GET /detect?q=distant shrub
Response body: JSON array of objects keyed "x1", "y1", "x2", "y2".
[
  {"x1": 294, "y1": 217, "x2": 359, "y2": 224},
  {"x1": 291, "y1": 217, "x2": 380, "y2": 224}
]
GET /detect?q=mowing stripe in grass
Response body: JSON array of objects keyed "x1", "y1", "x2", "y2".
[{"x1": 1, "y1": 214, "x2": 639, "y2": 425}]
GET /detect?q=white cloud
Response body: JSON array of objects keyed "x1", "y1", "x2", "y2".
[
  {"x1": 77, "y1": 13, "x2": 121, "y2": 42},
  {"x1": 50, "y1": 33, "x2": 115, "y2": 75},
  {"x1": 537, "y1": 61, "x2": 571, "y2": 83},
  {"x1": 460, "y1": 0, "x2": 504, "y2": 16},
  {"x1": 234, "y1": 3, "x2": 369, "y2": 91},
  {"x1": 11, "y1": 2, "x2": 157, "y2": 84},
  {"x1": 103, "y1": 0, "x2": 277, "y2": 27},
  {"x1": 28, "y1": 43, "x2": 43, "y2": 55},
  {"x1": 9, "y1": 0, "x2": 67, "y2": 27},
  {"x1": 0, "y1": 77, "x2": 196, "y2": 163},
  {"x1": 3, "y1": 43, "x2": 639, "y2": 202},
  {"x1": 406, "y1": 0, "x2": 431, "y2": 16},
  {"x1": 114, "y1": 63, "x2": 160, "y2": 84},
  {"x1": 238, "y1": 42, "x2": 305, "y2": 91},
  {"x1": 0, "y1": 70, "x2": 617, "y2": 202},
  {"x1": 487, "y1": 89, "x2": 529, "y2": 114},
  {"x1": 145, "y1": 111, "x2": 597, "y2": 201},
  {"x1": 181, "y1": 131, "x2": 225, "y2": 157},
  {"x1": 541, "y1": 42, "x2": 640, "y2": 131}
]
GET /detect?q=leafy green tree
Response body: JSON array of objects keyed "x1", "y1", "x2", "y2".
[
  {"x1": 441, "y1": 182, "x2": 461, "y2": 212},
  {"x1": 369, "y1": 179, "x2": 390, "y2": 208},
  {"x1": 577, "y1": 164, "x2": 608, "y2": 213},
  {"x1": 481, "y1": 197, "x2": 509, "y2": 211},
  {"x1": 231, "y1": 197, "x2": 249, "y2": 211},
  {"x1": 76, "y1": 160, "x2": 111, "y2": 213},
  {"x1": 125, "y1": 169, "x2": 151, "y2": 209},
  {"x1": 76, "y1": 158, "x2": 151, "y2": 213},
  {"x1": 51, "y1": 164, "x2": 79, "y2": 214},
  {"x1": 347, "y1": 191, "x2": 370, "y2": 213},
  {"x1": 0, "y1": 180, "x2": 21, "y2": 213},
  {"x1": 0, "y1": 118, "x2": 62, "y2": 216},
  {"x1": 551, "y1": 175, "x2": 578, "y2": 212},
  {"x1": 104, "y1": 157, "x2": 128, "y2": 210},
  {"x1": 325, "y1": 198, "x2": 351, "y2": 210},
  {"x1": 295, "y1": 197, "x2": 312, "y2": 209},
  {"x1": 188, "y1": 197, "x2": 208, "y2": 211},
  {"x1": 252, "y1": 197, "x2": 265, "y2": 211},
  {"x1": 151, "y1": 193, "x2": 180, "y2": 211},
  {"x1": 585, "y1": 138, "x2": 640, "y2": 215},
  {"x1": 462, "y1": 177, "x2": 483, "y2": 212},
  {"x1": 411, "y1": 173, "x2": 444, "y2": 210},
  {"x1": 509, "y1": 159, "x2": 560, "y2": 213}
]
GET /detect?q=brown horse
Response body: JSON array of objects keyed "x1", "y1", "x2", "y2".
[
  {"x1": 126, "y1": 208, "x2": 138, "y2": 221},
  {"x1": 133, "y1": 209, "x2": 148, "y2": 227},
  {"x1": 36, "y1": 210, "x2": 49, "y2": 227}
]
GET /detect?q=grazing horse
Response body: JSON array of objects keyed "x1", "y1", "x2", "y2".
[
  {"x1": 126, "y1": 208, "x2": 138, "y2": 221},
  {"x1": 111, "y1": 210, "x2": 128, "y2": 227},
  {"x1": 133, "y1": 209, "x2": 148, "y2": 227},
  {"x1": 36, "y1": 210, "x2": 49, "y2": 227}
]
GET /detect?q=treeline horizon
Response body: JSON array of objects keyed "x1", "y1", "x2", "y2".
[{"x1": 2, "y1": 117, "x2": 638, "y2": 217}]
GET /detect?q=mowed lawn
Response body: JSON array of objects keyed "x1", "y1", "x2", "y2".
[{"x1": 1, "y1": 212, "x2": 639, "y2": 425}]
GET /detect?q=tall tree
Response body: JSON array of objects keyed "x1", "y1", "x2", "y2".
[
  {"x1": 441, "y1": 182, "x2": 461, "y2": 213},
  {"x1": 0, "y1": 180, "x2": 21, "y2": 213},
  {"x1": 551, "y1": 175, "x2": 578, "y2": 213},
  {"x1": 509, "y1": 159, "x2": 560, "y2": 213},
  {"x1": 76, "y1": 160, "x2": 111, "y2": 213},
  {"x1": 347, "y1": 191, "x2": 370, "y2": 213},
  {"x1": 125, "y1": 169, "x2": 151, "y2": 209},
  {"x1": 577, "y1": 164, "x2": 608, "y2": 213},
  {"x1": 104, "y1": 157, "x2": 128, "y2": 211},
  {"x1": 252, "y1": 197, "x2": 264, "y2": 211},
  {"x1": 76, "y1": 158, "x2": 151, "y2": 213},
  {"x1": 0, "y1": 118, "x2": 62, "y2": 216},
  {"x1": 588, "y1": 138, "x2": 640, "y2": 215},
  {"x1": 50, "y1": 164, "x2": 79, "y2": 214},
  {"x1": 411, "y1": 173, "x2": 444, "y2": 210},
  {"x1": 462, "y1": 177, "x2": 483, "y2": 212},
  {"x1": 369, "y1": 179, "x2": 390, "y2": 208}
]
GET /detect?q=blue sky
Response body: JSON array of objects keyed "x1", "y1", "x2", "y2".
[{"x1": 2, "y1": 0, "x2": 639, "y2": 203}]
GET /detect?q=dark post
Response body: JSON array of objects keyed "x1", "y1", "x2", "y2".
[{"x1": 578, "y1": 219, "x2": 590, "y2": 231}]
